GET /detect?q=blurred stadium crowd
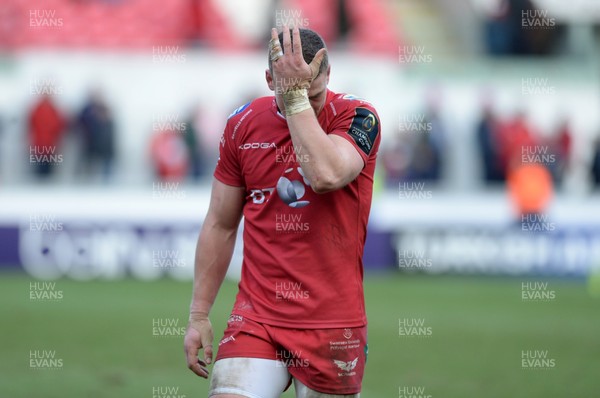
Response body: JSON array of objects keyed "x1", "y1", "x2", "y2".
[{"x1": 1, "y1": 0, "x2": 600, "y2": 196}]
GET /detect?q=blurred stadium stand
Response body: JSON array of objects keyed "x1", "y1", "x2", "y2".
[
  {"x1": 1, "y1": 0, "x2": 599, "y2": 278},
  {"x1": 1, "y1": 0, "x2": 198, "y2": 49}
]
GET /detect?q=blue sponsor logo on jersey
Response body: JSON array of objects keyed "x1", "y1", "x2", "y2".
[
  {"x1": 342, "y1": 94, "x2": 364, "y2": 101},
  {"x1": 227, "y1": 102, "x2": 250, "y2": 119},
  {"x1": 342, "y1": 94, "x2": 373, "y2": 106}
]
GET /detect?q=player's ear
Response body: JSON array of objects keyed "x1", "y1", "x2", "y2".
[
  {"x1": 265, "y1": 69, "x2": 275, "y2": 91},
  {"x1": 325, "y1": 64, "x2": 331, "y2": 85}
]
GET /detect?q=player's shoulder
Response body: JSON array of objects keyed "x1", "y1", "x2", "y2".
[
  {"x1": 226, "y1": 96, "x2": 273, "y2": 124},
  {"x1": 329, "y1": 92, "x2": 379, "y2": 116},
  {"x1": 223, "y1": 96, "x2": 276, "y2": 144},
  {"x1": 328, "y1": 92, "x2": 381, "y2": 156}
]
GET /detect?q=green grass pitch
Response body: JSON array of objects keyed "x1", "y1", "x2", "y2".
[{"x1": 0, "y1": 272, "x2": 598, "y2": 397}]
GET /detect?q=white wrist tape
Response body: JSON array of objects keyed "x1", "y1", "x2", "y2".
[{"x1": 283, "y1": 88, "x2": 311, "y2": 116}]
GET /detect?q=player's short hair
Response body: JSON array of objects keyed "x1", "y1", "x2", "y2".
[{"x1": 268, "y1": 28, "x2": 329, "y2": 77}]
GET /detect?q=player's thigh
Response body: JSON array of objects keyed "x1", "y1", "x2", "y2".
[
  {"x1": 209, "y1": 357, "x2": 290, "y2": 398},
  {"x1": 294, "y1": 379, "x2": 359, "y2": 398}
]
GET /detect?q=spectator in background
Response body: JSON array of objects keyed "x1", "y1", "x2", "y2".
[
  {"x1": 507, "y1": 155, "x2": 553, "y2": 229},
  {"x1": 183, "y1": 107, "x2": 207, "y2": 181},
  {"x1": 76, "y1": 90, "x2": 115, "y2": 182},
  {"x1": 483, "y1": 0, "x2": 512, "y2": 55},
  {"x1": 409, "y1": 103, "x2": 445, "y2": 181},
  {"x1": 507, "y1": 0, "x2": 535, "y2": 55},
  {"x1": 482, "y1": 0, "x2": 563, "y2": 56},
  {"x1": 480, "y1": 0, "x2": 533, "y2": 55},
  {"x1": 386, "y1": 99, "x2": 446, "y2": 184},
  {"x1": 591, "y1": 138, "x2": 600, "y2": 187},
  {"x1": 547, "y1": 119, "x2": 572, "y2": 186},
  {"x1": 149, "y1": 129, "x2": 188, "y2": 181},
  {"x1": 496, "y1": 111, "x2": 536, "y2": 179},
  {"x1": 409, "y1": 133, "x2": 440, "y2": 181},
  {"x1": 336, "y1": 0, "x2": 352, "y2": 43},
  {"x1": 28, "y1": 94, "x2": 66, "y2": 178},
  {"x1": 476, "y1": 104, "x2": 504, "y2": 183},
  {"x1": 381, "y1": 131, "x2": 411, "y2": 188}
]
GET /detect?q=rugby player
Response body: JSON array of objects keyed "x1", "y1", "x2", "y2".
[{"x1": 184, "y1": 26, "x2": 381, "y2": 398}]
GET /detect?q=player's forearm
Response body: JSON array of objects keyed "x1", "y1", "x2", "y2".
[
  {"x1": 286, "y1": 110, "x2": 346, "y2": 193},
  {"x1": 189, "y1": 219, "x2": 238, "y2": 315}
]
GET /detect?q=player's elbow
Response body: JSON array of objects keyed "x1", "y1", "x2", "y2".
[
  {"x1": 312, "y1": 182, "x2": 335, "y2": 194},
  {"x1": 310, "y1": 159, "x2": 362, "y2": 193},
  {"x1": 311, "y1": 173, "x2": 346, "y2": 194}
]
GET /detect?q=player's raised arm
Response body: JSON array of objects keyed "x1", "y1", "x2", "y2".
[
  {"x1": 269, "y1": 26, "x2": 364, "y2": 194},
  {"x1": 184, "y1": 178, "x2": 244, "y2": 378}
]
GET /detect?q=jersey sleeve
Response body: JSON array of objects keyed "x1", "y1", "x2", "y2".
[
  {"x1": 327, "y1": 102, "x2": 381, "y2": 165},
  {"x1": 214, "y1": 121, "x2": 244, "y2": 187}
]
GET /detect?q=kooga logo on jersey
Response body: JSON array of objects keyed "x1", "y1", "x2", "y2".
[{"x1": 239, "y1": 142, "x2": 276, "y2": 150}]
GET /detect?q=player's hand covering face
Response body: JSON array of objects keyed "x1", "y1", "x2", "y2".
[{"x1": 269, "y1": 25, "x2": 327, "y2": 93}]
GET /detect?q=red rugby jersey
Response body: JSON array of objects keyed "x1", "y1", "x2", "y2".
[{"x1": 214, "y1": 89, "x2": 381, "y2": 328}]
